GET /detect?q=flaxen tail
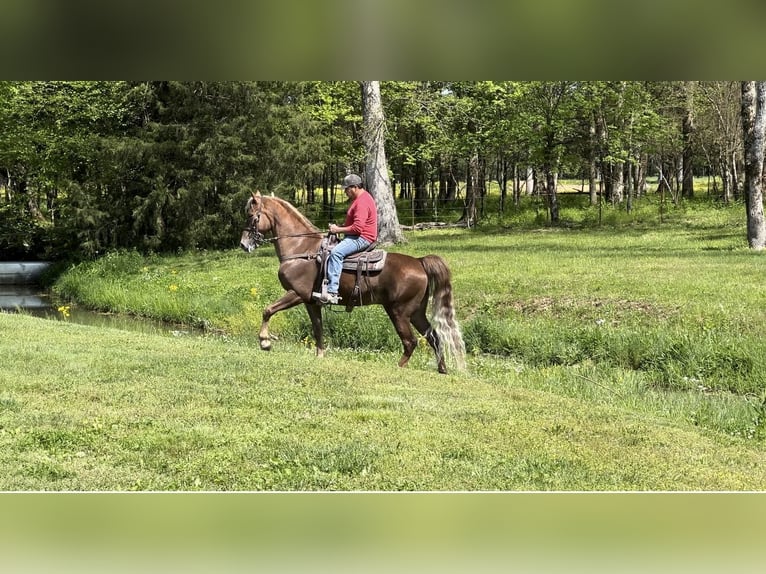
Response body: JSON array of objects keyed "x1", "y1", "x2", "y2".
[{"x1": 420, "y1": 255, "x2": 467, "y2": 372}]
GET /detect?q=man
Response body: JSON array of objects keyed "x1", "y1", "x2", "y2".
[{"x1": 316, "y1": 173, "x2": 378, "y2": 305}]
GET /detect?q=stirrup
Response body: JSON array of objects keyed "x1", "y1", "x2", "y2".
[{"x1": 312, "y1": 291, "x2": 340, "y2": 305}]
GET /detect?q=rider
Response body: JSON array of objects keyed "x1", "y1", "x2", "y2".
[{"x1": 316, "y1": 173, "x2": 378, "y2": 305}]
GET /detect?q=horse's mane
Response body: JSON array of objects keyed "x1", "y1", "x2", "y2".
[{"x1": 248, "y1": 194, "x2": 320, "y2": 233}]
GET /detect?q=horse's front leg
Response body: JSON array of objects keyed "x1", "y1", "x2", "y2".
[
  {"x1": 259, "y1": 290, "x2": 303, "y2": 351},
  {"x1": 304, "y1": 303, "x2": 325, "y2": 357}
]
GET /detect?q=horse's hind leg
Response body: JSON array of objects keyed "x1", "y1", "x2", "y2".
[
  {"x1": 259, "y1": 291, "x2": 303, "y2": 351},
  {"x1": 384, "y1": 305, "x2": 419, "y2": 370},
  {"x1": 410, "y1": 308, "x2": 447, "y2": 374}
]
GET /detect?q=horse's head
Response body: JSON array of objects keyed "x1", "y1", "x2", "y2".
[{"x1": 240, "y1": 192, "x2": 269, "y2": 252}]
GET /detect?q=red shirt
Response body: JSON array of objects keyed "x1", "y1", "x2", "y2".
[{"x1": 344, "y1": 189, "x2": 378, "y2": 243}]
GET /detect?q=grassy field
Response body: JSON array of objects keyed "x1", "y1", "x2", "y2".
[
  {"x1": 2, "y1": 312, "x2": 765, "y2": 491},
  {"x1": 4, "y1": 187, "x2": 766, "y2": 490}
]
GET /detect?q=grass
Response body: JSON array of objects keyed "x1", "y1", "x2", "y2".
[
  {"x1": 6, "y1": 182, "x2": 764, "y2": 489},
  {"x1": 2, "y1": 312, "x2": 765, "y2": 491}
]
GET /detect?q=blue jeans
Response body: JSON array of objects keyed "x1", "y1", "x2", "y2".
[{"x1": 326, "y1": 235, "x2": 371, "y2": 294}]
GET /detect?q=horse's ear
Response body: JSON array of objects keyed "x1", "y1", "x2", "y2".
[{"x1": 252, "y1": 191, "x2": 261, "y2": 199}]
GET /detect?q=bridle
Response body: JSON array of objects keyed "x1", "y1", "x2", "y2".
[
  {"x1": 243, "y1": 205, "x2": 271, "y2": 248},
  {"x1": 243, "y1": 200, "x2": 324, "y2": 252}
]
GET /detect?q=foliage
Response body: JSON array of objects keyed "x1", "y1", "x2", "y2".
[
  {"x1": 1, "y1": 81, "x2": 750, "y2": 259},
  {"x1": 0, "y1": 197, "x2": 49, "y2": 259}
]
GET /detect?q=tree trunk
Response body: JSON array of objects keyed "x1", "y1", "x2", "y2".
[
  {"x1": 322, "y1": 167, "x2": 333, "y2": 219},
  {"x1": 1, "y1": 168, "x2": 10, "y2": 202},
  {"x1": 720, "y1": 152, "x2": 733, "y2": 203},
  {"x1": 602, "y1": 163, "x2": 613, "y2": 202},
  {"x1": 588, "y1": 158, "x2": 598, "y2": 206},
  {"x1": 731, "y1": 150, "x2": 741, "y2": 200},
  {"x1": 461, "y1": 153, "x2": 479, "y2": 226},
  {"x1": 438, "y1": 156, "x2": 448, "y2": 201},
  {"x1": 478, "y1": 155, "x2": 487, "y2": 218},
  {"x1": 545, "y1": 169, "x2": 559, "y2": 222},
  {"x1": 741, "y1": 81, "x2": 766, "y2": 250},
  {"x1": 499, "y1": 156, "x2": 508, "y2": 212},
  {"x1": 612, "y1": 161, "x2": 624, "y2": 205},
  {"x1": 525, "y1": 166, "x2": 535, "y2": 195},
  {"x1": 637, "y1": 154, "x2": 648, "y2": 198},
  {"x1": 360, "y1": 81, "x2": 404, "y2": 245},
  {"x1": 595, "y1": 109, "x2": 610, "y2": 202},
  {"x1": 414, "y1": 159, "x2": 427, "y2": 216},
  {"x1": 588, "y1": 115, "x2": 599, "y2": 206},
  {"x1": 446, "y1": 156, "x2": 458, "y2": 201},
  {"x1": 682, "y1": 99, "x2": 695, "y2": 198},
  {"x1": 542, "y1": 127, "x2": 560, "y2": 222}
]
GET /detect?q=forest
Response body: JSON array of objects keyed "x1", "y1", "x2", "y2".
[{"x1": 0, "y1": 81, "x2": 762, "y2": 260}]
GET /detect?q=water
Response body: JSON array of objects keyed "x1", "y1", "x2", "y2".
[
  {"x1": 0, "y1": 285, "x2": 50, "y2": 310},
  {"x1": 0, "y1": 285, "x2": 200, "y2": 337},
  {"x1": 0, "y1": 261, "x2": 50, "y2": 285}
]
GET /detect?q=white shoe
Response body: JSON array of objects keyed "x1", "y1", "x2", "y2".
[{"x1": 313, "y1": 292, "x2": 340, "y2": 305}]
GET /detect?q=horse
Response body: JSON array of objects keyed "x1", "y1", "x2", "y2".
[{"x1": 239, "y1": 192, "x2": 466, "y2": 374}]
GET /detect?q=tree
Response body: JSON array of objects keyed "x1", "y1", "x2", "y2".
[
  {"x1": 361, "y1": 81, "x2": 403, "y2": 245},
  {"x1": 8, "y1": 80, "x2": 766, "y2": 259},
  {"x1": 520, "y1": 81, "x2": 580, "y2": 222},
  {"x1": 740, "y1": 81, "x2": 766, "y2": 250},
  {"x1": 438, "y1": 81, "x2": 521, "y2": 225},
  {"x1": 298, "y1": 81, "x2": 361, "y2": 211},
  {"x1": 382, "y1": 81, "x2": 439, "y2": 215},
  {"x1": 681, "y1": 82, "x2": 696, "y2": 199},
  {"x1": 0, "y1": 81, "x2": 133, "y2": 257},
  {"x1": 697, "y1": 82, "x2": 742, "y2": 202}
]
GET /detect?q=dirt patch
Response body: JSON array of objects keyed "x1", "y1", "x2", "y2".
[{"x1": 510, "y1": 296, "x2": 680, "y2": 324}]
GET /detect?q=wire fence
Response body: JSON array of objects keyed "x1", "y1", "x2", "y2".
[
  {"x1": 294, "y1": 188, "x2": 472, "y2": 229},
  {"x1": 294, "y1": 178, "x2": 681, "y2": 230}
]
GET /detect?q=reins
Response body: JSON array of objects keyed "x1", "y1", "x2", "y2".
[
  {"x1": 243, "y1": 229, "x2": 324, "y2": 246},
  {"x1": 244, "y1": 199, "x2": 323, "y2": 244},
  {"x1": 242, "y1": 228, "x2": 325, "y2": 262},
  {"x1": 244, "y1": 195, "x2": 332, "y2": 263}
]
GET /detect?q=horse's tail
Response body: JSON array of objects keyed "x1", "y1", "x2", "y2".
[{"x1": 420, "y1": 255, "x2": 467, "y2": 372}]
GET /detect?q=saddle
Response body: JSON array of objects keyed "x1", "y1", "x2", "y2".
[
  {"x1": 316, "y1": 235, "x2": 387, "y2": 311},
  {"x1": 342, "y1": 245, "x2": 386, "y2": 271}
]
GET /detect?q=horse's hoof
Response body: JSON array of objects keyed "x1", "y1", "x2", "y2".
[{"x1": 260, "y1": 340, "x2": 272, "y2": 351}]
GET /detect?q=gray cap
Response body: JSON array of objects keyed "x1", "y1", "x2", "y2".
[{"x1": 342, "y1": 174, "x2": 362, "y2": 189}]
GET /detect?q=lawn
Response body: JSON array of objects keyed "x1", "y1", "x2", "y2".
[
  {"x1": 3, "y1": 190, "x2": 766, "y2": 490},
  {"x1": 2, "y1": 311, "x2": 765, "y2": 490}
]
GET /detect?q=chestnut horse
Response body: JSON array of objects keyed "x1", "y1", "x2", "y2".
[{"x1": 239, "y1": 192, "x2": 465, "y2": 373}]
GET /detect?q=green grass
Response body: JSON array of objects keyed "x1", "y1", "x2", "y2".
[
  {"x1": 12, "y1": 187, "x2": 765, "y2": 489},
  {"x1": 52, "y1": 193, "x2": 766, "y2": 433},
  {"x1": 2, "y1": 312, "x2": 765, "y2": 491}
]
